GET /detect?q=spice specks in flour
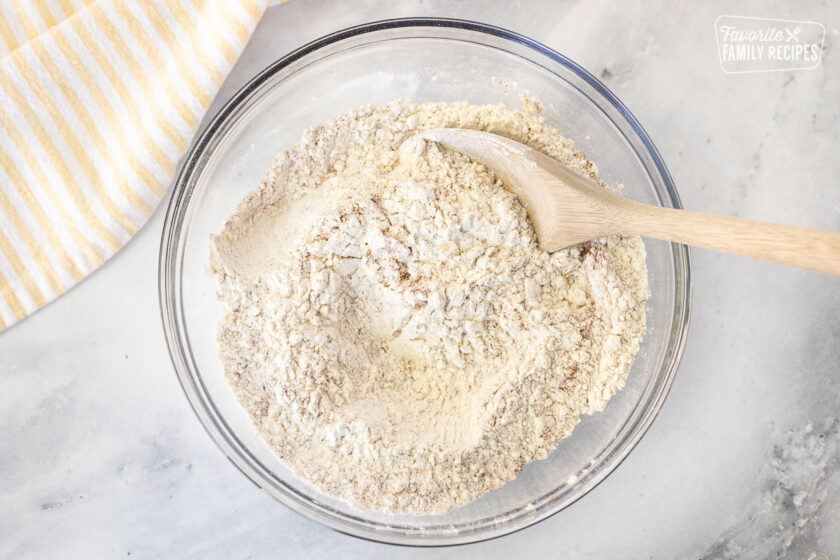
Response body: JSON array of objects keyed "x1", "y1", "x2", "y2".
[{"x1": 210, "y1": 100, "x2": 648, "y2": 514}]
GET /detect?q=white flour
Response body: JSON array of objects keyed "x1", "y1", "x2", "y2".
[{"x1": 210, "y1": 100, "x2": 648, "y2": 514}]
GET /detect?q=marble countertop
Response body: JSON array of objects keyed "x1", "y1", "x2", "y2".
[{"x1": 2, "y1": 1, "x2": 839, "y2": 558}]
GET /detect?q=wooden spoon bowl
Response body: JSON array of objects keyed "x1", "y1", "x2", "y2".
[{"x1": 419, "y1": 128, "x2": 840, "y2": 276}]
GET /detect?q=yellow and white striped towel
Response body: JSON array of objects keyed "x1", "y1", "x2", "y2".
[{"x1": 0, "y1": 0, "x2": 271, "y2": 330}]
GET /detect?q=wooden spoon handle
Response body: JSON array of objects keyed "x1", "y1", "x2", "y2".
[{"x1": 622, "y1": 203, "x2": 840, "y2": 275}]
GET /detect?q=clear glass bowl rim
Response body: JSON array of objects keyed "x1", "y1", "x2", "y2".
[{"x1": 159, "y1": 17, "x2": 692, "y2": 547}]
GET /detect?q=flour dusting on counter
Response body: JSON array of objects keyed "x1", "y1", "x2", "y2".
[{"x1": 210, "y1": 100, "x2": 648, "y2": 514}]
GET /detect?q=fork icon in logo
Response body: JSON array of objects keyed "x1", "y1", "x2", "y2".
[{"x1": 785, "y1": 26, "x2": 802, "y2": 42}]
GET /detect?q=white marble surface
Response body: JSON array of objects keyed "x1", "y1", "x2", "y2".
[{"x1": 2, "y1": 1, "x2": 839, "y2": 558}]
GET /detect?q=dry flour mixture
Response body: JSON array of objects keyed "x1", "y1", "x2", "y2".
[{"x1": 210, "y1": 100, "x2": 648, "y2": 514}]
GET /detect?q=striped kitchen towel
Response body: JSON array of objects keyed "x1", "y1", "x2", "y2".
[{"x1": 0, "y1": 0, "x2": 272, "y2": 330}]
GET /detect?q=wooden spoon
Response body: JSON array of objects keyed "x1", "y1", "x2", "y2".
[{"x1": 418, "y1": 128, "x2": 840, "y2": 276}]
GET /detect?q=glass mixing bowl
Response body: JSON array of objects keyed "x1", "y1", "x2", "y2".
[{"x1": 159, "y1": 18, "x2": 691, "y2": 546}]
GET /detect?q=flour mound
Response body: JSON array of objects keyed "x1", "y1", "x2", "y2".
[{"x1": 210, "y1": 100, "x2": 648, "y2": 514}]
